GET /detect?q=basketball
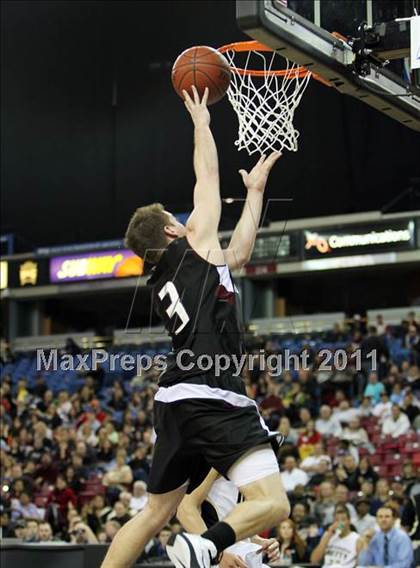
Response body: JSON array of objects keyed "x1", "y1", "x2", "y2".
[{"x1": 172, "y1": 45, "x2": 231, "y2": 105}]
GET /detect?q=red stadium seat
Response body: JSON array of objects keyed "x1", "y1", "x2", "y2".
[
  {"x1": 78, "y1": 491, "x2": 97, "y2": 506},
  {"x1": 382, "y1": 436, "x2": 400, "y2": 450},
  {"x1": 374, "y1": 465, "x2": 389, "y2": 478},
  {"x1": 85, "y1": 478, "x2": 103, "y2": 487},
  {"x1": 404, "y1": 431, "x2": 417, "y2": 442},
  {"x1": 370, "y1": 454, "x2": 383, "y2": 466},
  {"x1": 371, "y1": 433, "x2": 385, "y2": 445},
  {"x1": 83, "y1": 482, "x2": 105, "y2": 494},
  {"x1": 413, "y1": 453, "x2": 420, "y2": 466},
  {"x1": 402, "y1": 442, "x2": 420, "y2": 454},
  {"x1": 384, "y1": 453, "x2": 403, "y2": 465},
  {"x1": 361, "y1": 417, "x2": 376, "y2": 430},
  {"x1": 388, "y1": 464, "x2": 403, "y2": 476}
]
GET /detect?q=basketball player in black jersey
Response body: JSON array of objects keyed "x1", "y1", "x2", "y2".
[{"x1": 101, "y1": 86, "x2": 289, "y2": 568}]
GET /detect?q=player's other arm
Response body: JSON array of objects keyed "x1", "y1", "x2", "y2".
[
  {"x1": 224, "y1": 152, "x2": 281, "y2": 270},
  {"x1": 183, "y1": 86, "x2": 223, "y2": 262}
]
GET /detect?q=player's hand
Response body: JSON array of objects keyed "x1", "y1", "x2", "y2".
[
  {"x1": 219, "y1": 552, "x2": 247, "y2": 568},
  {"x1": 239, "y1": 152, "x2": 281, "y2": 193},
  {"x1": 183, "y1": 85, "x2": 210, "y2": 127},
  {"x1": 257, "y1": 537, "x2": 280, "y2": 561}
]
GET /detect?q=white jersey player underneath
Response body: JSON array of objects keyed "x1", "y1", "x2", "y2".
[{"x1": 177, "y1": 468, "x2": 280, "y2": 568}]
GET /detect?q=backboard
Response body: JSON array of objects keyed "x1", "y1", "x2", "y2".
[{"x1": 236, "y1": 0, "x2": 420, "y2": 131}]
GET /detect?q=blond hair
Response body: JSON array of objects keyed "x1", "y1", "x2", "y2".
[{"x1": 124, "y1": 203, "x2": 169, "y2": 264}]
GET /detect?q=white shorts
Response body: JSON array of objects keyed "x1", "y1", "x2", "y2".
[{"x1": 227, "y1": 444, "x2": 280, "y2": 488}]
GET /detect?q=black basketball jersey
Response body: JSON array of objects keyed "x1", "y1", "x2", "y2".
[{"x1": 147, "y1": 237, "x2": 244, "y2": 385}]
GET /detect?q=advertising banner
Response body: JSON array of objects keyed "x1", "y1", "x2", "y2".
[
  {"x1": 303, "y1": 220, "x2": 416, "y2": 259},
  {"x1": 0, "y1": 261, "x2": 8, "y2": 290},
  {"x1": 50, "y1": 250, "x2": 143, "y2": 283}
]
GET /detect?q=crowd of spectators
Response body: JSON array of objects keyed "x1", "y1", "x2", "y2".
[{"x1": 0, "y1": 311, "x2": 419, "y2": 567}]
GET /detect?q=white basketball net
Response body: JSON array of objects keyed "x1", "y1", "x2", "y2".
[{"x1": 222, "y1": 48, "x2": 312, "y2": 155}]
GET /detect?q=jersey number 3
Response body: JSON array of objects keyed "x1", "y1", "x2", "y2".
[{"x1": 158, "y1": 281, "x2": 190, "y2": 335}]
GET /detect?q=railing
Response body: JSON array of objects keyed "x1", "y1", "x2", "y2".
[
  {"x1": 248, "y1": 312, "x2": 345, "y2": 335},
  {"x1": 113, "y1": 327, "x2": 169, "y2": 346},
  {"x1": 11, "y1": 333, "x2": 110, "y2": 352},
  {"x1": 8, "y1": 305, "x2": 416, "y2": 352},
  {"x1": 367, "y1": 306, "x2": 417, "y2": 325}
]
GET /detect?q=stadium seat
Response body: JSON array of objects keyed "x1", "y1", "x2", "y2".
[
  {"x1": 83, "y1": 481, "x2": 105, "y2": 494},
  {"x1": 404, "y1": 431, "x2": 418, "y2": 441},
  {"x1": 413, "y1": 453, "x2": 420, "y2": 467},
  {"x1": 374, "y1": 465, "x2": 389, "y2": 478},
  {"x1": 369, "y1": 454, "x2": 383, "y2": 466},
  {"x1": 382, "y1": 439, "x2": 399, "y2": 450},
  {"x1": 401, "y1": 442, "x2": 420, "y2": 454},
  {"x1": 388, "y1": 464, "x2": 404, "y2": 476},
  {"x1": 78, "y1": 491, "x2": 97, "y2": 506},
  {"x1": 384, "y1": 453, "x2": 403, "y2": 465},
  {"x1": 371, "y1": 433, "x2": 386, "y2": 446}
]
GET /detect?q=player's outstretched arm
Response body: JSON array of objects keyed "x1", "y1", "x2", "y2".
[
  {"x1": 224, "y1": 152, "x2": 281, "y2": 270},
  {"x1": 183, "y1": 86, "x2": 224, "y2": 264}
]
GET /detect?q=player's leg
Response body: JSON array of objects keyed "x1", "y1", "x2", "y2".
[
  {"x1": 101, "y1": 485, "x2": 186, "y2": 568},
  {"x1": 166, "y1": 386, "x2": 289, "y2": 568},
  {"x1": 102, "y1": 401, "x2": 192, "y2": 568},
  {"x1": 200, "y1": 445, "x2": 289, "y2": 548},
  {"x1": 223, "y1": 472, "x2": 289, "y2": 539},
  {"x1": 167, "y1": 445, "x2": 289, "y2": 568}
]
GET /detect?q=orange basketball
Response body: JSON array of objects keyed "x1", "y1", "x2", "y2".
[{"x1": 172, "y1": 46, "x2": 231, "y2": 105}]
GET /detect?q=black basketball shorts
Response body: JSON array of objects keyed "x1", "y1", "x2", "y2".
[{"x1": 147, "y1": 374, "x2": 280, "y2": 495}]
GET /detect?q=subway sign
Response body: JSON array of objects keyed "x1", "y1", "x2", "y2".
[
  {"x1": 303, "y1": 220, "x2": 416, "y2": 258},
  {"x1": 50, "y1": 250, "x2": 143, "y2": 283}
]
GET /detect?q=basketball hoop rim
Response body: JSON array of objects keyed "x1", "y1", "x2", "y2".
[{"x1": 219, "y1": 40, "x2": 330, "y2": 85}]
